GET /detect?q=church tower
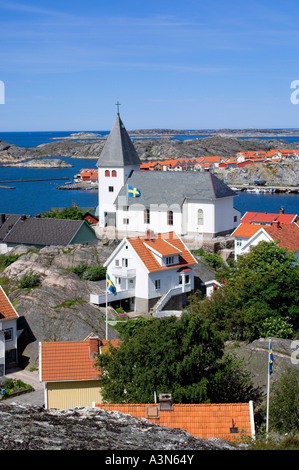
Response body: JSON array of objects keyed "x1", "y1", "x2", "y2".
[{"x1": 97, "y1": 109, "x2": 141, "y2": 228}]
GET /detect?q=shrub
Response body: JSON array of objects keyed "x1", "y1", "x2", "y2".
[
  {"x1": 19, "y1": 271, "x2": 41, "y2": 289},
  {"x1": 83, "y1": 266, "x2": 107, "y2": 281}
]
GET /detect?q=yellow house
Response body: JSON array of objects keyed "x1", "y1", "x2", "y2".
[{"x1": 39, "y1": 334, "x2": 120, "y2": 409}]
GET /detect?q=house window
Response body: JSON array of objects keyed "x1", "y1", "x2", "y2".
[
  {"x1": 105, "y1": 170, "x2": 110, "y2": 177},
  {"x1": 112, "y1": 170, "x2": 117, "y2": 177},
  {"x1": 168, "y1": 210, "x2": 173, "y2": 225},
  {"x1": 234, "y1": 216, "x2": 238, "y2": 222},
  {"x1": 237, "y1": 240, "x2": 242, "y2": 246},
  {"x1": 4, "y1": 328, "x2": 13, "y2": 342},
  {"x1": 123, "y1": 218, "x2": 129, "y2": 225},
  {"x1": 155, "y1": 279, "x2": 161, "y2": 290},
  {"x1": 197, "y1": 209, "x2": 204, "y2": 225},
  {"x1": 115, "y1": 259, "x2": 120, "y2": 267},
  {"x1": 144, "y1": 208, "x2": 150, "y2": 224},
  {"x1": 109, "y1": 186, "x2": 114, "y2": 192},
  {"x1": 185, "y1": 274, "x2": 190, "y2": 284},
  {"x1": 122, "y1": 258, "x2": 128, "y2": 268},
  {"x1": 179, "y1": 275, "x2": 183, "y2": 285},
  {"x1": 115, "y1": 277, "x2": 121, "y2": 286},
  {"x1": 166, "y1": 256, "x2": 174, "y2": 265}
]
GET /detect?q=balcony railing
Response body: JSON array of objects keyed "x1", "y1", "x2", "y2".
[
  {"x1": 90, "y1": 288, "x2": 135, "y2": 306},
  {"x1": 110, "y1": 267, "x2": 136, "y2": 279}
]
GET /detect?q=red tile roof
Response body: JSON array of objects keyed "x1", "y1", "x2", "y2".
[
  {"x1": 95, "y1": 403, "x2": 253, "y2": 442},
  {"x1": 0, "y1": 286, "x2": 19, "y2": 320},
  {"x1": 232, "y1": 222, "x2": 299, "y2": 252},
  {"x1": 40, "y1": 335, "x2": 121, "y2": 382},
  {"x1": 128, "y1": 232, "x2": 197, "y2": 273},
  {"x1": 241, "y1": 211, "x2": 297, "y2": 225},
  {"x1": 264, "y1": 222, "x2": 299, "y2": 251}
]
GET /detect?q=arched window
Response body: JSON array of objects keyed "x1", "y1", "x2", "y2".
[
  {"x1": 112, "y1": 170, "x2": 117, "y2": 177},
  {"x1": 197, "y1": 209, "x2": 204, "y2": 225},
  {"x1": 144, "y1": 208, "x2": 150, "y2": 224},
  {"x1": 105, "y1": 170, "x2": 110, "y2": 177},
  {"x1": 167, "y1": 210, "x2": 173, "y2": 225}
]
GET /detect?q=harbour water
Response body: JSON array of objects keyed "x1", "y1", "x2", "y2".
[{"x1": 0, "y1": 131, "x2": 298, "y2": 216}]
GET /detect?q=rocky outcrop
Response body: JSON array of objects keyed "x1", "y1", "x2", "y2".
[
  {"x1": 6, "y1": 158, "x2": 73, "y2": 168},
  {"x1": 2, "y1": 135, "x2": 299, "y2": 164},
  {"x1": 0, "y1": 403, "x2": 237, "y2": 450},
  {"x1": 216, "y1": 161, "x2": 299, "y2": 186},
  {"x1": 36, "y1": 136, "x2": 299, "y2": 161},
  {"x1": 1, "y1": 242, "x2": 120, "y2": 368}
]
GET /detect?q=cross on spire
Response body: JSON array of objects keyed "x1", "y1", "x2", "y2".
[{"x1": 115, "y1": 101, "x2": 121, "y2": 115}]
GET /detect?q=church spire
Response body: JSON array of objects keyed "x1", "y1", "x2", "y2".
[{"x1": 96, "y1": 109, "x2": 141, "y2": 168}]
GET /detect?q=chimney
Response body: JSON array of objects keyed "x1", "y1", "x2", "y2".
[
  {"x1": 159, "y1": 393, "x2": 173, "y2": 411},
  {"x1": 88, "y1": 335, "x2": 100, "y2": 358},
  {"x1": 280, "y1": 207, "x2": 284, "y2": 214},
  {"x1": 0, "y1": 214, "x2": 5, "y2": 225}
]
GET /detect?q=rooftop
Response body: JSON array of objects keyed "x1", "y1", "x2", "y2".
[
  {"x1": 40, "y1": 335, "x2": 121, "y2": 382},
  {"x1": 128, "y1": 232, "x2": 197, "y2": 273},
  {"x1": 0, "y1": 215, "x2": 96, "y2": 247},
  {"x1": 95, "y1": 402, "x2": 254, "y2": 442},
  {"x1": 96, "y1": 114, "x2": 141, "y2": 168},
  {"x1": 0, "y1": 286, "x2": 19, "y2": 321},
  {"x1": 116, "y1": 171, "x2": 236, "y2": 207}
]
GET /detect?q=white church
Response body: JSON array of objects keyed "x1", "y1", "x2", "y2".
[{"x1": 95, "y1": 112, "x2": 241, "y2": 242}]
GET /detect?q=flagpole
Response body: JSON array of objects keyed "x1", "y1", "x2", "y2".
[
  {"x1": 106, "y1": 272, "x2": 108, "y2": 341},
  {"x1": 266, "y1": 337, "x2": 271, "y2": 435}
]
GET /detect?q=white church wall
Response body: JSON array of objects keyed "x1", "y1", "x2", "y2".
[
  {"x1": 214, "y1": 197, "x2": 238, "y2": 233},
  {"x1": 186, "y1": 200, "x2": 215, "y2": 235}
]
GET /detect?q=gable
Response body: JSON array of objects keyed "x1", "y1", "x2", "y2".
[{"x1": 0, "y1": 286, "x2": 19, "y2": 320}]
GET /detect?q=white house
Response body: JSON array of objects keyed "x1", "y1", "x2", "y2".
[
  {"x1": 96, "y1": 112, "x2": 241, "y2": 241},
  {"x1": 0, "y1": 286, "x2": 19, "y2": 376},
  {"x1": 90, "y1": 231, "x2": 197, "y2": 314},
  {"x1": 232, "y1": 221, "x2": 299, "y2": 260}
]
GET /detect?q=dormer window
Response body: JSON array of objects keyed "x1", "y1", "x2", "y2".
[{"x1": 165, "y1": 256, "x2": 174, "y2": 265}]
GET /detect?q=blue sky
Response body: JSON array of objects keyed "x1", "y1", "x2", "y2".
[{"x1": 0, "y1": 0, "x2": 298, "y2": 131}]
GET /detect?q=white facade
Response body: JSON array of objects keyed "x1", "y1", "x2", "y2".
[
  {"x1": 98, "y1": 165, "x2": 140, "y2": 228},
  {"x1": 234, "y1": 229, "x2": 273, "y2": 259},
  {"x1": 90, "y1": 233, "x2": 197, "y2": 314}
]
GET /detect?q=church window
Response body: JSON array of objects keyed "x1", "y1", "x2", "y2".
[
  {"x1": 197, "y1": 209, "x2": 204, "y2": 225},
  {"x1": 144, "y1": 209, "x2": 150, "y2": 224},
  {"x1": 109, "y1": 186, "x2": 114, "y2": 192},
  {"x1": 105, "y1": 170, "x2": 110, "y2": 177},
  {"x1": 112, "y1": 170, "x2": 117, "y2": 177},
  {"x1": 167, "y1": 210, "x2": 173, "y2": 225}
]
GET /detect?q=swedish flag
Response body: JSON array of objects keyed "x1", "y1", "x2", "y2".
[
  {"x1": 128, "y1": 185, "x2": 141, "y2": 198},
  {"x1": 269, "y1": 341, "x2": 274, "y2": 375},
  {"x1": 107, "y1": 274, "x2": 117, "y2": 295}
]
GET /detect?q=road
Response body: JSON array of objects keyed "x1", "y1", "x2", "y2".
[{"x1": 1, "y1": 367, "x2": 44, "y2": 406}]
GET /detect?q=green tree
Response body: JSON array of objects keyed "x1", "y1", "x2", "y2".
[
  {"x1": 269, "y1": 368, "x2": 299, "y2": 434},
  {"x1": 95, "y1": 314, "x2": 260, "y2": 404},
  {"x1": 188, "y1": 242, "x2": 299, "y2": 341},
  {"x1": 42, "y1": 207, "x2": 85, "y2": 220}
]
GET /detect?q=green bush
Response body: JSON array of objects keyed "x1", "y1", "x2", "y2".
[
  {"x1": 70, "y1": 264, "x2": 106, "y2": 281},
  {"x1": 19, "y1": 271, "x2": 41, "y2": 289},
  {"x1": 0, "y1": 254, "x2": 20, "y2": 269},
  {"x1": 83, "y1": 266, "x2": 107, "y2": 281}
]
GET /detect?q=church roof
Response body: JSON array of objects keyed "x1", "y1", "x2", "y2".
[
  {"x1": 116, "y1": 171, "x2": 236, "y2": 206},
  {"x1": 96, "y1": 114, "x2": 141, "y2": 168}
]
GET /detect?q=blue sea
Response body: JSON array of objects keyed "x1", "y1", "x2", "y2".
[{"x1": 0, "y1": 131, "x2": 298, "y2": 216}]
